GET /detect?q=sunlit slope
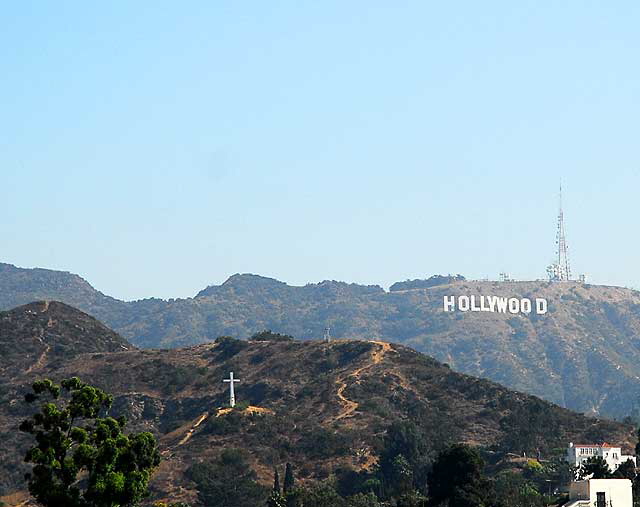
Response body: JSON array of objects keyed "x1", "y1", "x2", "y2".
[{"x1": 3, "y1": 263, "x2": 640, "y2": 417}]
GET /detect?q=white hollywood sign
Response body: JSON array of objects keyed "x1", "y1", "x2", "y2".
[{"x1": 443, "y1": 295, "x2": 548, "y2": 315}]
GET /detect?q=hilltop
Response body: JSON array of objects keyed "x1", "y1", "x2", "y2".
[
  {"x1": 0, "y1": 301, "x2": 133, "y2": 380},
  {"x1": 3, "y1": 263, "x2": 640, "y2": 418},
  {"x1": 0, "y1": 307, "x2": 634, "y2": 504}
]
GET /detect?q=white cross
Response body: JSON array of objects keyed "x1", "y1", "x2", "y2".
[{"x1": 223, "y1": 371, "x2": 240, "y2": 407}]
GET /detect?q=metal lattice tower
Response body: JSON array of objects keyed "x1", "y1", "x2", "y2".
[{"x1": 547, "y1": 185, "x2": 571, "y2": 281}]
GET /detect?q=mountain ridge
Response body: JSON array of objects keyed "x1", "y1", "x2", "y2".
[{"x1": 3, "y1": 262, "x2": 640, "y2": 419}]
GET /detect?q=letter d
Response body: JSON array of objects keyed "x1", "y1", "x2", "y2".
[{"x1": 536, "y1": 298, "x2": 548, "y2": 315}]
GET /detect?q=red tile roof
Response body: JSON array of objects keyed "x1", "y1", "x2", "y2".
[{"x1": 572, "y1": 443, "x2": 617, "y2": 448}]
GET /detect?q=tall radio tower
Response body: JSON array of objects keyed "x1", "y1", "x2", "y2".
[{"x1": 547, "y1": 184, "x2": 571, "y2": 281}]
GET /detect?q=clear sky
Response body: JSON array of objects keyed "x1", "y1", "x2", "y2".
[{"x1": 1, "y1": 1, "x2": 639, "y2": 301}]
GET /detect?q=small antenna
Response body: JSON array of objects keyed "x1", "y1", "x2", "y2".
[{"x1": 499, "y1": 272, "x2": 512, "y2": 282}]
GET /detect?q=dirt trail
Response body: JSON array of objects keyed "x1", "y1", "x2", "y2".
[
  {"x1": 176, "y1": 412, "x2": 209, "y2": 447},
  {"x1": 26, "y1": 344, "x2": 50, "y2": 374},
  {"x1": 0, "y1": 491, "x2": 30, "y2": 507},
  {"x1": 216, "y1": 406, "x2": 274, "y2": 418},
  {"x1": 170, "y1": 405, "x2": 274, "y2": 451},
  {"x1": 332, "y1": 341, "x2": 391, "y2": 422},
  {"x1": 24, "y1": 304, "x2": 53, "y2": 374}
]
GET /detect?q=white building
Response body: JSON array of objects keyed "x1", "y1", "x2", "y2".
[
  {"x1": 567, "y1": 442, "x2": 636, "y2": 471},
  {"x1": 568, "y1": 479, "x2": 632, "y2": 507}
]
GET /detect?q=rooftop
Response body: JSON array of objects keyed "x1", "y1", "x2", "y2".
[{"x1": 570, "y1": 442, "x2": 618, "y2": 449}]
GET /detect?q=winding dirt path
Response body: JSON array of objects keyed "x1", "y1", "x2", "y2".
[
  {"x1": 332, "y1": 341, "x2": 391, "y2": 422},
  {"x1": 176, "y1": 412, "x2": 209, "y2": 447}
]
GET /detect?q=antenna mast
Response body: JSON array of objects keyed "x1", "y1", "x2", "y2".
[
  {"x1": 557, "y1": 185, "x2": 571, "y2": 280},
  {"x1": 547, "y1": 184, "x2": 571, "y2": 281}
]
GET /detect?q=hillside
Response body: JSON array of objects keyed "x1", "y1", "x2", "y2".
[
  {"x1": 0, "y1": 313, "x2": 634, "y2": 504},
  {"x1": 0, "y1": 302, "x2": 134, "y2": 499},
  {"x1": 0, "y1": 263, "x2": 126, "y2": 317},
  {"x1": 3, "y1": 263, "x2": 640, "y2": 418},
  {"x1": 0, "y1": 301, "x2": 133, "y2": 380}
]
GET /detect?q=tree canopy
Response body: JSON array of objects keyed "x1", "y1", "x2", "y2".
[
  {"x1": 427, "y1": 444, "x2": 491, "y2": 507},
  {"x1": 19, "y1": 377, "x2": 161, "y2": 507},
  {"x1": 578, "y1": 456, "x2": 612, "y2": 480},
  {"x1": 187, "y1": 448, "x2": 268, "y2": 507},
  {"x1": 379, "y1": 420, "x2": 430, "y2": 495},
  {"x1": 249, "y1": 330, "x2": 295, "y2": 342}
]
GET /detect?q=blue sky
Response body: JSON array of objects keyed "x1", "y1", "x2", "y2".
[{"x1": 1, "y1": 1, "x2": 639, "y2": 300}]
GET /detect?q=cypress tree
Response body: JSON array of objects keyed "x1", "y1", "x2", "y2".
[
  {"x1": 284, "y1": 463, "x2": 295, "y2": 494},
  {"x1": 274, "y1": 467, "x2": 281, "y2": 493},
  {"x1": 267, "y1": 468, "x2": 285, "y2": 507}
]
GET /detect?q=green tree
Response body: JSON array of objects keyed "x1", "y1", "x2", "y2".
[
  {"x1": 334, "y1": 467, "x2": 379, "y2": 498},
  {"x1": 346, "y1": 493, "x2": 381, "y2": 507},
  {"x1": 273, "y1": 467, "x2": 281, "y2": 493},
  {"x1": 19, "y1": 377, "x2": 160, "y2": 507},
  {"x1": 295, "y1": 484, "x2": 346, "y2": 507},
  {"x1": 578, "y1": 457, "x2": 612, "y2": 480},
  {"x1": 283, "y1": 462, "x2": 296, "y2": 507},
  {"x1": 396, "y1": 490, "x2": 427, "y2": 507},
  {"x1": 427, "y1": 444, "x2": 490, "y2": 507},
  {"x1": 379, "y1": 421, "x2": 430, "y2": 495},
  {"x1": 389, "y1": 455, "x2": 414, "y2": 497},
  {"x1": 538, "y1": 458, "x2": 575, "y2": 493},
  {"x1": 267, "y1": 492, "x2": 286, "y2": 507},
  {"x1": 267, "y1": 467, "x2": 285, "y2": 507},
  {"x1": 187, "y1": 449, "x2": 268, "y2": 507},
  {"x1": 249, "y1": 330, "x2": 294, "y2": 342},
  {"x1": 283, "y1": 463, "x2": 294, "y2": 493},
  {"x1": 493, "y1": 472, "x2": 544, "y2": 507},
  {"x1": 613, "y1": 459, "x2": 636, "y2": 480}
]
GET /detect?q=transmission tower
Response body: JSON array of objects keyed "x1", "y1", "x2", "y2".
[{"x1": 547, "y1": 184, "x2": 571, "y2": 281}]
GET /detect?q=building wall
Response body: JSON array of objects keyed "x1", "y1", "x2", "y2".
[
  {"x1": 589, "y1": 479, "x2": 632, "y2": 507},
  {"x1": 570, "y1": 479, "x2": 632, "y2": 507},
  {"x1": 567, "y1": 443, "x2": 636, "y2": 471},
  {"x1": 569, "y1": 480, "x2": 589, "y2": 500}
]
